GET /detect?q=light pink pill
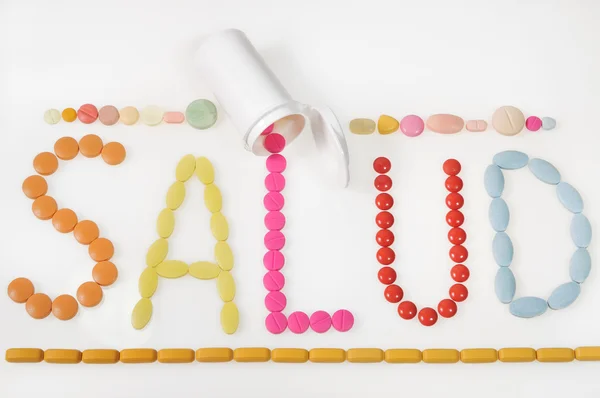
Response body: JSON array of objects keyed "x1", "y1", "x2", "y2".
[
  {"x1": 331, "y1": 309, "x2": 354, "y2": 332},
  {"x1": 265, "y1": 311, "x2": 287, "y2": 334},
  {"x1": 399, "y1": 115, "x2": 425, "y2": 137},
  {"x1": 264, "y1": 133, "x2": 286, "y2": 153},
  {"x1": 526, "y1": 116, "x2": 542, "y2": 131},
  {"x1": 263, "y1": 192, "x2": 284, "y2": 211},
  {"x1": 265, "y1": 291, "x2": 287, "y2": 312},
  {"x1": 264, "y1": 230, "x2": 285, "y2": 250},
  {"x1": 266, "y1": 154, "x2": 287, "y2": 173},
  {"x1": 264, "y1": 211, "x2": 286, "y2": 230},
  {"x1": 263, "y1": 250, "x2": 285, "y2": 270},
  {"x1": 261, "y1": 123, "x2": 275, "y2": 136},
  {"x1": 465, "y1": 119, "x2": 488, "y2": 132},
  {"x1": 263, "y1": 271, "x2": 285, "y2": 291},
  {"x1": 310, "y1": 310, "x2": 332, "y2": 333},
  {"x1": 265, "y1": 173, "x2": 285, "y2": 192},
  {"x1": 163, "y1": 111, "x2": 185, "y2": 124},
  {"x1": 287, "y1": 311, "x2": 310, "y2": 334}
]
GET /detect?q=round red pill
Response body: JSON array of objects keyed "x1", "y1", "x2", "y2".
[
  {"x1": 450, "y1": 264, "x2": 470, "y2": 282},
  {"x1": 446, "y1": 210, "x2": 464, "y2": 227},
  {"x1": 398, "y1": 301, "x2": 417, "y2": 320},
  {"x1": 374, "y1": 175, "x2": 392, "y2": 192},
  {"x1": 445, "y1": 175, "x2": 463, "y2": 192},
  {"x1": 449, "y1": 245, "x2": 468, "y2": 263},
  {"x1": 77, "y1": 104, "x2": 98, "y2": 124},
  {"x1": 376, "y1": 193, "x2": 394, "y2": 210},
  {"x1": 418, "y1": 307, "x2": 438, "y2": 326},
  {"x1": 264, "y1": 133, "x2": 286, "y2": 154},
  {"x1": 526, "y1": 116, "x2": 542, "y2": 132},
  {"x1": 377, "y1": 247, "x2": 395, "y2": 265},
  {"x1": 373, "y1": 157, "x2": 391, "y2": 173},
  {"x1": 449, "y1": 283, "x2": 468, "y2": 302},
  {"x1": 445, "y1": 193, "x2": 464, "y2": 210},
  {"x1": 375, "y1": 211, "x2": 394, "y2": 229},
  {"x1": 438, "y1": 299, "x2": 457, "y2": 318},
  {"x1": 448, "y1": 227, "x2": 466, "y2": 245},
  {"x1": 376, "y1": 229, "x2": 395, "y2": 247},
  {"x1": 384, "y1": 284, "x2": 404, "y2": 303},
  {"x1": 443, "y1": 159, "x2": 461, "y2": 176},
  {"x1": 377, "y1": 266, "x2": 397, "y2": 285}
]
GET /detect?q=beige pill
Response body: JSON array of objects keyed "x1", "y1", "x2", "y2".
[
  {"x1": 460, "y1": 348, "x2": 497, "y2": 363},
  {"x1": 176, "y1": 154, "x2": 196, "y2": 182},
  {"x1": 536, "y1": 348, "x2": 574, "y2": 362},
  {"x1": 349, "y1": 118, "x2": 376, "y2": 135},
  {"x1": 575, "y1": 346, "x2": 600, "y2": 361},
  {"x1": 272, "y1": 348, "x2": 309, "y2": 363},
  {"x1": 498, "y1": 347, "x2": 536, "y2": 362},
  {"x1": 196, "y1": 348, "x2": 233, "y2": 362},
  {"x1": 426, "y1": 114, "x2": 464, "y2": 134},
  {"x1": 220, "y1": 301, "x2": 239, "y2": 334},
  {"x1": 156, "y1": 208, "x2": 175, "y2": 238},
  {"x1": 82, "y1": 349, "x2": 120, "y2": 364},
  {"x1": 189, "y1": 261, "x2": 220, "y2": 280},
  {"x1": 210, "y1": 212, "x2": 229, "y2": 241},
  {"x1": 309, "y1": 348, "x2": 346, "y2": 363},
  {"x1": 166, "y1": 181, "x2": 186, "y2": 210},
  {"x1": 139, "y1": 267, "x2": 158, "y2": 298},
  {"x1": 204, "y1": 183, "x2": 222, "y2": 213},
  {"x1": 347, "y1": 348, "x2": 384, "y2": 363},
  {"x1": 5, "y1": 348, "x2": 44, "y2": 363},
  {"x1": 492, "y1": 106, "x2": 525, "y2": 136},
  {"x1": 233, "y1": 348, "x2": 271, "y2": 362},
  {"x1": 146, "y1": 238, "x2": 168, "y2": 267},
  {"x1": 120, "y1": 106, "x2": 140, "y2": 125},
  {"x1": 158, "y1": 349, "x2": 195, "y2": 363},
  {"x1": 215, "y1": 241, "x2": 234, "y2": 271},
  {"x1": 120, "y1": 349, "x2": 157, "y2": 363},
  {"x1": 156, "y1": 260, "x2": 188, "y2": 278},
  {"x1": 217, "y1": 270, "x2": 235, "y2": 302},
  {"x1": 131, "y1": 298, "x2": 153, "y2": 330},
  {"x1": 195, "y1": 157, "x2": 215, "y2": 185},
  {"x1": 44, "y1": 349, "x2": 82, "y2": 364},
  {"x1": 465, "y1": 119, "x2": 488, "y2": 132},
  {"x1": 422, "y1": 349, "x2": 460, "y2": 363},
  {"x1": 384, "y1": 349, "x2": 422, "y2": 363}
]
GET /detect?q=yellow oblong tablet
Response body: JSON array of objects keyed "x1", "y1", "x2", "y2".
[
  {"x1": 82, "y1": 349, "x2": 120, "y2": 364},
  {"x1": 498, "y1": 348, "x2": 536, "y2": 363},
  {"x1": 309, "y1": 348, "x2": 346, "y2": 363},
  {"x1": 189, "y1": 261, "x2": 220, "y2": 280},
  {"x1": 210, "y1": 212, "x2": 229, "y2": 241},
  {"x1": 217, "y1": 270, "x2": 235, "y2": 302},
  {"x1": 233, "y1": 348, "x2": 270, "y2": 362},
  {"x1": 156, "y1": 260, "x2": 188, "y2": 278},
  {"x1": 131, "y1": 298, "x2": 153, "y2": 330},
  {"x1": 204, "y1": 183, "x2": 222, "y2": 213},
  {"x1": 347, "y1": 348, "x2": 384, "y2": 363},
  {"x1": 215, "y1": 242, "x2": 233, "y2": 271},
  {"x1": 272, "y1": 348, "x2": 309, "y2": 363},
  {"x1": 146, "y1": 238, "x2": 168, "y2": 267},
  {"x1": 575, "y1": 346, "x2": 600, "y2": 361},
  {"x1": 156, "y1": 208, "x2": 175, "y2": 238},
  {"x1": 196, "y1": 348, "x2": 233, "y2": 362},
  {"x1": 176, "y1": 154, "x2": 196, "y2": 182},
  {"x1": 460, "y1": 349, "x2": 497, "y2": 363},
  {"x1": 5, "y1": 348, "x2": 44, "y2": 363},
  {"x1": 422, "y1": 349, "x2": 459, "y2": 364},
  {"x1": 158, "y1": 349, "x2": 195, "y2": 363},
  {"x1": 44, "y1": 349, "x2": 82, "y2": 364},
  {"x1": 166, "y1": 181, "x2": 186, "y2": 210},
  {"x1": 384, "y1": 349, "x2": 422, "y2": 363},
  {"x1": 195, "y1": 157, "x2": 215, "y2": 185},
  {"x1": 220, "y1": 302, "x2": 239, "y2": 335},
  {"x1": 536, "y1": 348, "x2": 574, "y2": 362},
  {"x1": 120, "y1": 349, "x2": 157, "y2": 363},
  {"x1": 139, "y1": 267, "x2": 158, "y2": 298}
]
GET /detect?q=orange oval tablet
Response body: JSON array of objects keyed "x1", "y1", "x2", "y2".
[
  {"x1": 7, "y1": 277, "x2": 34, "y2": 303},
  {"x1": 26, "y1": 293, "x2": 52, "y2": 319},
  {"x1": 33, "y1": 152, "x2": 58, "y2": 176},
  {"x1": 53, "y1": 137, "x2": 79, "y2": 160},
  {"x1": 62, "y1": 108, "x2": 77, "y2": 122},
  {"x1": 22, "y1": 175, "x2": 48, "y2": 199},
  {"x1": 92, "y1": 261, "x2": 118, "y2": 286},
  {"x1": 88, "y1": 238, "x2": 114, "y2": 262},
  {"x1": 76, "y1": 282, "x2": 103, "y2": 307},
  {"x1": 73, "y1": 220, "x2": 99, "y2": 245},
  {"x1": 32, "y1": 195, "x2": 57, "y2": 220},
  {"x1": 52, "y1": 294, "x2": 78, "y2": 320},
  {"x1": 79, "y1": 134, "x2": 103, "y2": 158},
  {"x1": 52, "y1": 208, "x2": 78, "y2": 233},
  {"x1": 101, "y1": 142, "x2": 126, "y2": 166}
]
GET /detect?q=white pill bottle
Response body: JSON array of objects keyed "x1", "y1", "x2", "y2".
[{"x1": 195, "y1": 28, "x2": 350, "y2": 187}]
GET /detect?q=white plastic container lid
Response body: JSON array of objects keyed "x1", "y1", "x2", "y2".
[{"x1": 195, "y1": 29, "x2": 350, "y2": 187}]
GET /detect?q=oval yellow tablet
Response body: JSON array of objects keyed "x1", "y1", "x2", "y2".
[
  {"x1": 309, "y1": 348, "x2": 346, "y2": 363},
  {"x1": 82, "y1": 349, "x2": 120, "y2": 364},
  {"x1": 196, "y1": 348, "x2": 233, "y2": 362},
  {"x1": 146, "y1": 238, "x2": 168, "y2": 267},
  {"x1": 5, "y1": 348, "x2": 44, "y2": 363},
  {"x1": 272, "y1": 348, "x2": 309, "y2": 363},
  {"x1": 233, "y1": 348, "x2": 270, "y2": 362},
  {"x1": 189, "y1": 261, "x2": 220, "y2": 280},
  {"x1": 166, "y1": 181, "x2": 186, "y2": 210},
  {"x1": 217, "y1": 271, "x2": 235, "y2": 302},
  {"x1": 195, "y1": 156, "x2": 215, "y2": 185},
  {"x1": 215, "y1": 241, "x2": 234, "y2": 271},
  {"x1": 220, "y1": 301, "x2": 239, "y2": 334},
  {"x1": 384, "y1": 349, "x2": 422, "y2": 363},
  {"x1": 131, "y1": 297, "x2": 153, "y2": 330},
  {"x1": 158, "y1": 349, "x2": 195, "y2": 363},
  {"x1": 44, "y1": 349, "x2": 82, "y2": 364},
  {"x1": 347, "y1": 348, "x2": 384, "y2": 363},
  {"x1": 210, "y1": 212, "x2": 229, "y2": 241},
  {"x1": 422, "y1": 349, "x2": 460, "y2": 364},
  {"x1": 204, "y1": 183, "x2": 222, "y2": 213},
  {"x1": 139, "y1": 267, "x2": 158, "y2": 298},
  {"x1": 156, "y1": 208, "x2": 175, "y2": 238},
  {"x1": 175, "y1": 154, "x2": 196, "y2": 182},
  {"x1": 156, "y1": 260, "x2": 188, "y2": 278},
  {"x1": 120, "y1": 349, "x2": 157, "y2": 363}
]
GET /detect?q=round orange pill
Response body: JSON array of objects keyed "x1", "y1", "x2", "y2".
[
  {"x1": 52, "y1": 208, "x2": 78, "y2": 233},
  {"x1": 52, "y1": 294, "x2": 78, "y2": 320},
  {"x1": 7, "y1": 277, "x2": 34, "y2": 303},
  {"x1": 92, "y1": 261, "x2": 118, "y2": 286},
  {"x1": 73, "y1": 220, "x2": 99, "y2": 245},
  {"x1": 22, "y1": 175, "x2": 48, "y2": 199},
  {"x1": 76, "y1": 282, "x2": 103, "y2": 307},
  {"x1": 89, "y1": 238, "x2": 114, "y2": 262},
  {"x1": 33, "y1": 152, "x2": 58, "y2": 176},
  {"x1": 101, "y1": 142, "x2": 126, "y2": 166},
  {"x1": 79, "y1": 134, "x2": 103, "y2": 158},
  {"x1": 25, "y1": 293, "x2": 52, "y2": 319},
  {"x1": 62, "y1": 108, "x2": 77, "y2": 122},
  {"x1": 32, "y1": 195, "x2": 57, "y2": 220},
  {"x1": 54, "y1": 137, "x2": 79, "y2": 160}
]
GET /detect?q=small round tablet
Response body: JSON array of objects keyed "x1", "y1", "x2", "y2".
[
  {"x1": 98, "y1": 105, "x2": 120, "y2": 126},
  {"x1": 22, "y1": 175, "x2": 48, "y2": 199},
  {"x1": 44, "y1": 109, "x2": 61, "y2": 125},
  {"x1": 8, "y1": 277, "x2": 34, "y2": 303},
  {"x1": 140, "y1": 105, "x2": 164, "y2": 126},
  {"x1": 61, "y1": 108, "x2": 77, "y2": 122},
  {"x1": 76, "y1": 282, "x2": 103, "y2": 307},
  {"x1": 266, "y1": 154, "x2": 287, "y2": 173},
  {"x1": 101, "y1": 142, "x2": 126, "y2": 165},
  {"x1": 79, "y1": 134, "x2": 104, "y2": 158},
  {"x1": 52, "y1": 294, "x2": 78, "y2": 320},
  {"x1": 77, "y1": 104, "x2": 99, "y2": 124},
  {"x1": 54, "y1": 137, "x2": 79, "y2": 160},
  {"x1": 185, "y1": 99, "x2": 217, "y2": 130},
  {"x1": 120, "y1": 106, "x2": 139, "y2": 125}
]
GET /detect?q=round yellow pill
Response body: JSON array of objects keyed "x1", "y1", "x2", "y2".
[{"x1": 62, "y1": 108, "x2": 77, "y2": 123}]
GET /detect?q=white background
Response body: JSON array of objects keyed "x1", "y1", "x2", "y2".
[{"x1": 1, "y1": 0, "x2": 600, "y2": 396}]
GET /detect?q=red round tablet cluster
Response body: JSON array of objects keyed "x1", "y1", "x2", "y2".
[{"x1": 373, "y1": 157, "x2": 469, "y2": 327}]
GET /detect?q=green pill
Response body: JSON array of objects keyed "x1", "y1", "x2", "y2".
[{"x1": 186, "y1": 99, "x2": 218, "y2": 130}]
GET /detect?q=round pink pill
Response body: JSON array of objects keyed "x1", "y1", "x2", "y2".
[
  {"x1": 261, "y1": 123, "x2": 275, "y2": 136},
  {"x1": 266, "y1": 154, "x2": 287, "y2": 173},
  {"x1": 265, "y1": 311, "x2": 287, "y2": 334},
  {"x1": 265, "y1": 291, "x2": 287, "y2": 312},
  {"x1": 400, "y1": 115, "x2": 425, "y2": 137},
  {"x1": 263, "y1": 250, "x2": 285, "y2": 270},
  {"x1": 331, "y1": 309, "x2": 354, "y2": 332},
  {"x1": 263, "y1": 191, "x2": 284, "y2": 211},
  {"x1": 264, "y1": 133, "x2": 286, "y2": 153},
  {"x1": 309, "y1": 310, "x2": 332, "y2": 333},
  {"x1": 526, "y1": 116, "x2": 542, "y2": 131},
  {"x1": 288, "y1": 311, "x2": 310, "y2": 334},
  {"x1": 264, "y1": 211, "x2": 286, "y2": 230},
  {"x1": 264, "y1": 230, "x2": 285, "y2": 250},
  {"x1": 265, "y1": 173, "x2": 285, "y2": 192},
  {"x1": 263, "y1": 271, "x2": 285, "y2": 291}
]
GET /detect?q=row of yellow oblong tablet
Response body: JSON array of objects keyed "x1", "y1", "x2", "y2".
[{"x1": 7, "y1": 347, "x2": 600, "y2": 364}]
